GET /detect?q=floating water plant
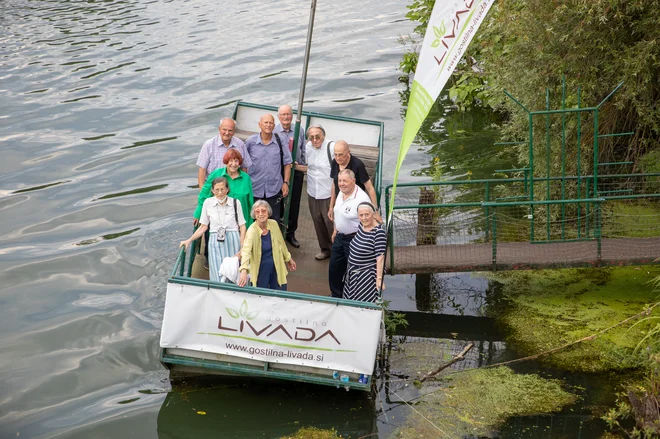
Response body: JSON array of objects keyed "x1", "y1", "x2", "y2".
[
  {"x1": 487, "y1": 267, "x2": 660, "y2": 372},
  {"x1": 278, "y1": 427, "x2": 342, "y2": 439},
  {"x1": 393, "y1": 366, "x2": 576, "y2": 438}
]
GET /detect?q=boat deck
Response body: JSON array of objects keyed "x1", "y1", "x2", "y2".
[{"x1": 191, "y1": 181, "x2": 332, "y2": 296}]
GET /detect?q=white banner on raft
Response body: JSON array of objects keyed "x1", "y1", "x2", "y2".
[{"x1": 160, "y1": 283, "x2": 383, "y2": 375}]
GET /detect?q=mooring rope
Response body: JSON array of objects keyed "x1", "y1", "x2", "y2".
[
  {"x1": 390, "y1": 389, "x2": 457, "y2": 439},
  {"x1": 387, "y1": 300, "x2": 660, "y2": 384},
  {"x1": 481, "y1": 300, "x2": 660, "y2": 370},
  {"x1": 379, "y1": 300, "x2": 660, "y2": 436}
]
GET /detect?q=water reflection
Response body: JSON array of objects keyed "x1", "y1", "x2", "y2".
[
  {"x1": 385, "y1": 272, "x2": 492, "y2": 316},
  {"x1": 156, "y1": 378, "x2": 377, "y2": 439},
  {"x1": 12, "y1": 180, "x2": 71, "y2": 194}
]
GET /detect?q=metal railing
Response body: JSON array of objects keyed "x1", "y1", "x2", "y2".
[{"x1": 385, "y1": 174, "x2": 660, "y2": 274}]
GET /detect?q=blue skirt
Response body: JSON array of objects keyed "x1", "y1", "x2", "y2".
[{"x1": 208, "y1": 230, "x2": 241, "y2": 283}]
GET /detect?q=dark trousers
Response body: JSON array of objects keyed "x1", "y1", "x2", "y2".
[
  {"x1": 282, "y1": 170, "x2": 304, "y2": 237},
  {"x1": 328, "y1": 233, "x2": 355, "y2": 298},
  {"x1": 308, "y1": 195, "x2": 333, "y2": 254},
  {"x1": 256, "y1": 191, "x2": 282, "y2": 223},
  {"x1": 257, "y1": 260, "x2": 287, "y2": 291},
  {"x1": 202, "y1": 228, "x2": 210, "y2": 258}
]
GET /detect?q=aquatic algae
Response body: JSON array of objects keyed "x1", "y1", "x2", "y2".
[
  {"x1": 392, "y1": 366, "x2": 576, "y2": 438},
  {"x1": 388, "y1": 339, "x2": 455, "y2": 376},
  {"x1": 278, "y1": 427, "x2": 342, "y2": 439},
  {"x1": 487, "y1": 267, "x2": 660, "y2": 372}
]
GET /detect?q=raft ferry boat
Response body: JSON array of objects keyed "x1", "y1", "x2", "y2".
[{"x1": 159, "y1": 101, "x2": 385, "y2": 391}]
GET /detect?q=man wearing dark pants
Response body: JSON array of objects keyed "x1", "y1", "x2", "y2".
[
  {"x1": 274, "y1": 104, "x2": 306, "y2": 248},
  {"x1": 245, "y1": 114, "x2": 293, "y2": 221},
  {"x1": 328, "y1": 169, "x2": 371, "y2": 298}
]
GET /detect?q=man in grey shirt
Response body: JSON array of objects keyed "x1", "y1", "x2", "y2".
[{"x1": 274, "y1": 104, "x2": 306, "y2": 248}]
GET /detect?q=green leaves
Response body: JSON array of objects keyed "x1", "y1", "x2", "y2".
[
  {"x1": 226, "y1": 299, "x2": 259, "y2": 320},
  {"x1": 403, "y1": 0, "x2": 660, "y2": 167}
]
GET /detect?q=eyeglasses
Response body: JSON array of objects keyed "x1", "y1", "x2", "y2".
[{"x1": 309, "y1": 135, "x2": 323, "y2": 140}]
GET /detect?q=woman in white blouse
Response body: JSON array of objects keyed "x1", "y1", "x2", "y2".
[
  {"x1": 180, "y1": 177, "x2": 246, "y2": 282},
  {"x1": 294, "y1": 125, "x2": 335, "y2": 260}
]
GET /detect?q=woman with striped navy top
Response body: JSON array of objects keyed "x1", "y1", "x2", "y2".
[{"x1": 343, "y1": 202, "x2": 386, "y2": 302}]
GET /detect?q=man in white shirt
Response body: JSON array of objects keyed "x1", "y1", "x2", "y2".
[
  {"x1": 295, "y1": 125, "x2": 335, "y2": 260},
  {"x1": 328, "y1": 169, "x2": 370, "y2": 298}
]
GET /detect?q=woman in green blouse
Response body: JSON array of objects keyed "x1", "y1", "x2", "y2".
[{"x1": 194, "y1": 149, "x2": 254, "y2": 229}]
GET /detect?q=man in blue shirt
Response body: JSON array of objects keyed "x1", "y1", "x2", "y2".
[
  {"x1": 274, "y1": 104, "x2": 306, "y2": 248},
  {"x1": 246, "y1": 114, "x2": 293, "y2": 221}
]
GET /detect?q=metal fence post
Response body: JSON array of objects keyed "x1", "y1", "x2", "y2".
[
  {"x1": 491, "y1": 206, "x2": 497, "y2": 271},
  {"x1": 596, "y1": 200, "x2": 602, "y2": 266},
  {"x1": 385, "y1": 186, "x2": 394, "y2": 273},
  {"x1": 485, "y1": 182, "x2": 490, "y2": 241}
]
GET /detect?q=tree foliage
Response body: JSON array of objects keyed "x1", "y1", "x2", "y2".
[{"x1": 402, "y1": 0, "x2": 660, "y2": 169}]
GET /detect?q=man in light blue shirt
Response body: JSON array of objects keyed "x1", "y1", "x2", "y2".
[
  {"x1": 246, "y1": 114, "x2": 293, "y2": 221},
  {"x1": 274, "y1": 104, "x2": 306, "y2": 247}
]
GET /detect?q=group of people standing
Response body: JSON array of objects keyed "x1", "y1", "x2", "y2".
[{"x1": 179, "y1": 105, "x2": 386, "y2": 303}]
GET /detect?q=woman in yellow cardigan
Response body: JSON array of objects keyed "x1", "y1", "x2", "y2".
[{"x1": 237, "y1": 200, "x2": 296, "y2": 290}]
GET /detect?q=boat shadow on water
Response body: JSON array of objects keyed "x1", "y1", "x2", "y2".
[{"x1": 156, "y1": 376, "x2": 377, "y2": 439}]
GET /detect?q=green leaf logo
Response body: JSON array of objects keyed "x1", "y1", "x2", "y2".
[
  {"x1": 430, "y1": 22, "x2": 446, "y2": 49},
  {"x1": 226, "y1": 300, "x2": 259, "y2": 320}
]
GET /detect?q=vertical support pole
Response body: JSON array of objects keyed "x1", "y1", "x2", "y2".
[
  {"x1": 585, "y1": 177, "x2": 591, "y2": 238},
  {"x1": 596, "y1": 201, "x2": 602, "y2": 265},
  {"x1": 385, "y1": 187, "x2": 394, "y2": 273},
  {"x1": 187, "y1": 238, "x2": 198, "y2": 277},
  {"x1": 593, "y1": 109, "x2": 599, "y2": 198},
  {"x1": 179, "y1": 248, "x2": 186, "y2": 277},
  {"x1": 561, "y1": 75, "x2": 567, "y2": 239},
  {"x1": 282, "y1": 0, "x2": 317, "y2": 235},
  {"x1": 491, "y1": 206, "x2": 497, "y2": 271},
  {"x1": 576, "y1": 86, "x2": 582, "y2": 238},
  {"x1": 485, "y1": 182, "x2": 490, "y2": 241},
  {"x1": 528, "y1": 113, "x2": 535, "y2": 241},
  {"x1": 545, "y1": 88, "x2": 551, "y2": 241}
]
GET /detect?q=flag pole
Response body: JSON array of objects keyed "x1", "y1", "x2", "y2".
[{"x1": 282, "y1": 0, "x2": 317, "y2": 233}]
